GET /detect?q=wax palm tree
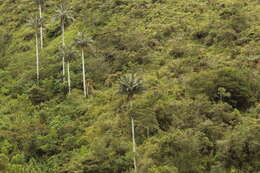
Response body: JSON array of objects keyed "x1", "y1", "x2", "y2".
[
  {"x1": 74, "y1": 32, "x2": 94, "y2": 97},
  {"x1": 54, "y1": 3, "x2": 74, "y2": 81},
  {"x1": 118, "y1": 73, "x2": 144, "y2": 173},
  {"x1": 27, "y1": 16, "x2": 41, "y2": 82},
  {"x1": 60, "y1": 46, "x2": 77, "y2": 94},
  {"x1": 34, "y1": 0, "x2": 45, "y2": 49}
]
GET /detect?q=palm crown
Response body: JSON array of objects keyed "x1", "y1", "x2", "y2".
[
  {"x1": 119, "y1": 73, "x2": 144, "y2": 101},
  {"x1": 54, "y1": 4, "x2": 74, "y2": 24},
  {"x1": 34, "y1": 0, "x2": 45, "y2": 5},
  {"x1": 74, "y1": 32, "x2": 94, "y2": 49},
  {"x1": 59, "y1": 46, "x2": 77, "y2": 63},
  {"x1": 26, "y1": 16, "x2": 41, "y2": 31}
]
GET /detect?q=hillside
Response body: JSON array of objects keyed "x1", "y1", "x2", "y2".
[{"x1": 0, "y1": 0, "x2": 259, "y2": 172}]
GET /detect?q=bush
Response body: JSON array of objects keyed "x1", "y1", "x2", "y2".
[
  {"x1": 217, "y1": 118, "x2": 260, "y2": 173},
  {"x1": 27, "y1": 85, "x2": 50, "y2": 105},
  {"x1": 188, "y1": 67, "x2": 259, "y2": 110}
]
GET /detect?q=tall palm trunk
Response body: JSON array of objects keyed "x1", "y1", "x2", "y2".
[
  {"x1": 131, "y1": 117, "x2": 137, "y2": 173},
  {"x1": 62, "y1": 20, "x2": 65, "y2": 47},
  {"x1": 130, "y1": 101, "x2": 137, "y2": 173},
  {"x1": 39, "y1": 4, "x2": 43, "y2": 49},
  {"x1": 81, "y1": 48, "x2": 86, "y2": 97},
  {"x1": 61, "y1": 20, "x2": 65, "y2": 81},
  {"x1": 35, "y1": 32, "x2": 39, "y2": 82},
  {"x1": 67, "y1": 62, "x2": 71, "y2": 94}
]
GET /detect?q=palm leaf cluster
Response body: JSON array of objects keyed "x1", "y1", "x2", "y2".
[
  {"x1": 59, "y1": 46, "x2": 77, "y2": 63},
  {"x1": 26, "y1": 16, "x2": 41, "y2": 31},
  {"x1": 119, "y1": 73, "x2": 144, "y2": 100},
  {"x1": 74, "y1": 32, "x2": 93, "y2": 49},
  {"x1": 54, "y1": 4, "x2": 74, "y2": 24},
  {"x1": 34, "y1": 0, "x2": 45, "y2": 5}
]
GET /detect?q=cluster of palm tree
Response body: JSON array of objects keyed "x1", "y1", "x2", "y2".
[
  {"x1": 54, "y1": 3, "x2": 74, "y2": 83},
  {"x1": 26, "y1": 1, "x2": 44, "y2": 83},
  {"x1": 58, "y1": 45, "x2": 76, "y2": 94},
  {"x1": 27, "y1": 0, "x2": 45, "y2": 84},
  {"x1": 27, "y1": 1, "x2": 145, "y2": 172},
  {"x1": 27, "y1": 1, "x2": 94, "y2": 97}
]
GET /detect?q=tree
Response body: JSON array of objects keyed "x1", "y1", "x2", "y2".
[
  {"x1": 27, "y1": 16, "x2": 41, "y2": 83},
  {"x1": 218, "y1": 118, "x2": 260, "y2": 173},
  {"x1": 60, "y1": 46, "x2": 76, "y2": 94},
  {"x1": 34, "y1": 0, "x2": 45, "y2": 49},
  {"x1": 54, "y1": 3, "x2": 74, "y2": 81},
  {"x1": 74, "y1": 32, "x2": 94, "y2": 97},
  {"x1": 118, "y1": 73, "x2": 144, "y2": 173},
  {"x1": 188, "y1": 67, "x2": 259, "y2": 110}
]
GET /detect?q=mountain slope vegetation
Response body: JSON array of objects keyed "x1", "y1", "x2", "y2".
[{"x1": 0, "y1": 0, "x2": 259, "y2": 172}]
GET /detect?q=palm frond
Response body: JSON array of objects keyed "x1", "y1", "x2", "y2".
[
  {"x1": 118, "y1": 73, "x2": 144, "y2": 98},
  {"x1": 26, "y1": 16, "x2": 41, "y2": 31},
  {"x1": 59, "y1": 45, "x2": 77, "y2": 62},
  {"x1": 54, "y1": 4, "x2": 75, "y2": 23},
  {"x1": 34, "y1": 0, "x2": 45, "y2": 5},
  {"x1": 74, "y1": 31, "x2": 94, "y2": 48}
]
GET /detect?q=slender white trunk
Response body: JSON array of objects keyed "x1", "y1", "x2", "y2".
[
  {"x1": 35, "y1": 32, "x2": 39, "y2": 82},
  {"x1": 67, "y1": 62, "x2": 71, "y2": 94},
  {"x1": 39, "y1": 4, "x2": 43, "y2": 49},
  {"x1": 62, "y1": 21, "x2": 65, "y2": 81},
  {"x1": 62, "y1": 21, "x2": 65, "y2": 47},
  {"x1": 129, "y1": 100, "x2": 137, "y2": 173},
  {"x1": 81, "y1": 48, "x2": 86, "y2": 97},
  {"x1": 131, "y1": 117, "x2": 137, "y2": 173}
]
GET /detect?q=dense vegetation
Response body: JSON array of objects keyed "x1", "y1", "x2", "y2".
[{"x1": 0, "y1": 0, "x2": 259, "y2": 172}]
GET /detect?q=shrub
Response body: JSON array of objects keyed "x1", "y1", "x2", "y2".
[
  {"x1": 27, "y1": 85, "x2": 50, "y2": 105},
  {"x1": 217, "y1": 119, "x2": 260, "y2": 173},
  {"x1": 188, "y1": 67, "x2": 259, "y2": 110}
]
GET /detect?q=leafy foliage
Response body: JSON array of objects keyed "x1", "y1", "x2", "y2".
[
  {"x1": 0, "y1": 0, "x2": 259, "y2": 173},
  {"x1": 188, "y1": 67, "x2": 260, "y2": 110}
]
